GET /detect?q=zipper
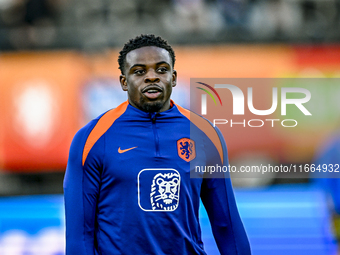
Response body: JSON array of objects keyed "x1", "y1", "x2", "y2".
[{"x1": 150, "y1": 112, "x2": 160, "y2": 156}]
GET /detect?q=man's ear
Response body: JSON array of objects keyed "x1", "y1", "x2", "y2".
[
  {"x1": 172, "y1": 70, "x2": 177, "y2": 87},
  {"x1": 120, "y1": 74, "x2": 128, "y2": 91}
]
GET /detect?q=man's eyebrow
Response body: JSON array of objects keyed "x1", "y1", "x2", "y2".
[
  {"x1": 156, "y1": 61, "x2": 171, "y2": 66},
  {"x1": 129, "y1": 64, "x2": 146, "y2": 70},
  {"x1": 129, "y1": 61, "x2": 171, "y2": 70}
]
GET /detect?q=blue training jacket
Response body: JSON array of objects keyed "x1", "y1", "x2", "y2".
[{"x1": 64, "y1": 100, "x2": 251, "y2": 255}]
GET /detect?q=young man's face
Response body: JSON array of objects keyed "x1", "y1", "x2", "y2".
[{"x1": 120, "y1": 46, "x2": 177, "y2": 113}]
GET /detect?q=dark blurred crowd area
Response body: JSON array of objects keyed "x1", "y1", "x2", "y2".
[{"x1": 0, "y1": 0, "x2": 340, "y2": 51}]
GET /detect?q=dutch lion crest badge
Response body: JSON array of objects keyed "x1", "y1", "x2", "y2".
[{"x1": 177, "y1": 138, "x2": 196, "y2": 162}]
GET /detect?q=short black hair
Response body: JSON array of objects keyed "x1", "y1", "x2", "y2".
[{"x1": 118, "y1": 34, "x2": 176, "y2": 75}]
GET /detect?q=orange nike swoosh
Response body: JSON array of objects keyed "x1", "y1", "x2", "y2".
[{"x1": 118, "y1": 146, "x2": 138, "y2": 153}]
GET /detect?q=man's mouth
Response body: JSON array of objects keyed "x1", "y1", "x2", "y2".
[{"x1": 142, "y1": 86, "x2": 163, "y2": 100}]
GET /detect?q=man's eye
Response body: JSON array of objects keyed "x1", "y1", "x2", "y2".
[
  {"x1": 134, "y1": 69, "x2": 145, "y2": 75},
  {"x1": 157, "y1": 67, "x2": 168, "y2": 73}
]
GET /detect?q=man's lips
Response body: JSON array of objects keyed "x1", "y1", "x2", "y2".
[{"x1": 142, "y1": 85, "x2": 163, "y2": 100}]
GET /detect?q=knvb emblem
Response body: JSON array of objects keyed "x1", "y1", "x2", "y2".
[{"x1": 177, "y1": 138, "x2": 196, "y2": 162}]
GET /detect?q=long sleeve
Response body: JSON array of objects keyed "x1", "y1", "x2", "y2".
[
  {"x1": 200, "y1": 127, "x2": 251, "y2": 255},
  {"x1": 63, "y1": 123, "x2": 102, "y2": 255}
]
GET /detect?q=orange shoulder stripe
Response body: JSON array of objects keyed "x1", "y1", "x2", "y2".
[
  {"x1": 175, "y1": 104, "x2": 224, "y2": 164},
  {"x1": 82, "y1": 101, "x2": 129, "y2": 166}
]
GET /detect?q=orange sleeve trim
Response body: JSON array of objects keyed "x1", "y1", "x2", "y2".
[
  {"x1": 175, "y1": 104, "x2": 224, "y2": 164},
  {"x1": 82, "y1": 101, "x2": 129, "y2": 166}
]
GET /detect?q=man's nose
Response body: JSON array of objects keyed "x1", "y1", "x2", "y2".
[{"x1": 144, "y1": 70, "x2": 160, "y2": 83}]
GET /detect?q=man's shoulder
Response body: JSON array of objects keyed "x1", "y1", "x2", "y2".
[
  {"x1": 72, "y1": 101, "x2": 129, "y2": 146},
  {"x1": 174, "y1": 103, "x2": 216, "y2": 132},
  {"x1": 80, "y1": 101, "x2": 129, "y2": 132}
]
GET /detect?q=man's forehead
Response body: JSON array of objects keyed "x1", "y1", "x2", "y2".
[{"x1": 125, "y1": 46, "x2": 171, "y2": 67}]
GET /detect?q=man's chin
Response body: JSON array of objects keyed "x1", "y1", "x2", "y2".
[{"x1": 140, "y1": 101, "x2": 163, "y2": 113}]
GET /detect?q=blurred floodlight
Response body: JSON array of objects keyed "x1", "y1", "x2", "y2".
[{"x1": 13, "y1": 80, "x2": 58, "y2": 148}]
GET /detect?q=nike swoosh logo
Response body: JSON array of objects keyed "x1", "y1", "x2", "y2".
[{"x1": 118, "y1": 146, "x2": 138, "y2": 153}]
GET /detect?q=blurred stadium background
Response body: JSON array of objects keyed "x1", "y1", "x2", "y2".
[{"x1": 0, "y1": 0, "x2": 340, "y2": 254}]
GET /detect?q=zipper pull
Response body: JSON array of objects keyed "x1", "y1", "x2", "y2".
[
  {"x1": 150, "y1": 112, "x2": 156, "y2": 123},
  {"x1": 151, "y1": 112, "x2": 159, "y2": 123}
]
